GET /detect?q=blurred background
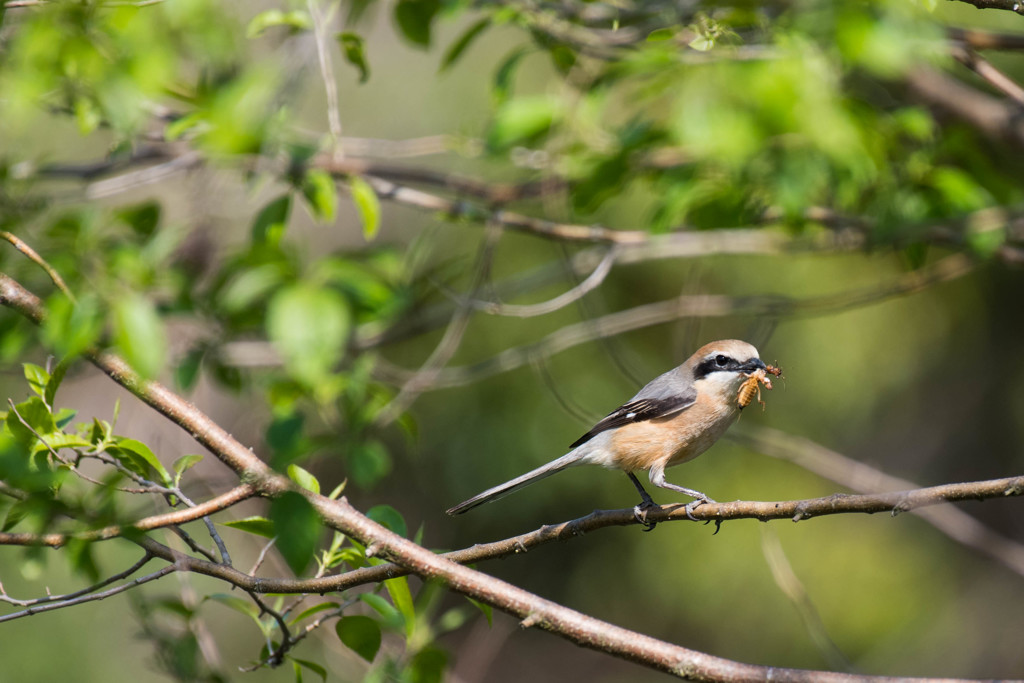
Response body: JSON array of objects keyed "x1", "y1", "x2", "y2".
[{"x1": 0, "y1": 0, "x2": 1023, "y2": 680}]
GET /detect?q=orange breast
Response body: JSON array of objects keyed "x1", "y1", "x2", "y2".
[{"x1": 607, "y1": 394, "x2": 738, "y2": 473}]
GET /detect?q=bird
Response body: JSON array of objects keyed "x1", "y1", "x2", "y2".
[{"x1": 446, "y1": 339, "x2": 769, "y2": 524}]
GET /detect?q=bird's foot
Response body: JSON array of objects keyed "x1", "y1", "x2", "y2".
[
  {"x1": 684, "y1": 495, "x2": 716, "y2": 522},
  {"x1": 633, "y1": 500, "x2": 660, "y2": 532}
]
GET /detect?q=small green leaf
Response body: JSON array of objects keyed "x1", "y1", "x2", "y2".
[
  {"x1": 440, "y1": 18, "x2": 490, "y2": 72},
  {"x1": 23, "y1": 363, "x2": 49, "y2": 399},
  {"x1": 349, "y1": 439, "x2": 391, "y2": 488},
  {"x1": 6, "y1": 397, "x2": 57, "y2": 445},
  {"x1": 327, "y1": 480, "x2": 346, "y2": 499},
  {"x1": 337, "y1": 32, "x2": 370, "y2": 83},
  {"x1": 252, "y1": 194, "x2": 292, "y2": 246},
  {"x1": 269, "y1": 491, "x2": 320, "y2": 574},
  {"x1": 366, "y1": 504, "x2": 406, "y2": 538},
  {"x1": 349, "y1": 176, "x2": 381, "y2": 240},
  {"x1": 408, "y1": 646, "x2": 447, "y2": 681},
  {"x1": 207, "y1": 593, "x2": 260, "y2": 620},
  {"x1": 493, "y1": 48, "x2": 528, "y2": 105},
  {"x1": 112, "y1": 294, "x2": 166, "y2": 380},
  {"x1": 466, "y1": 597, "x2": 493, "y2": 626},
  {"x1": 336, "y1": 615, "x2": 381, "y2": 662},
  {"x1": 109, "y1": 438, "x2": 172, "y2": 486},
  {"x1": 301, "y1": 170, "x2": 338, "y2": 223},
  {"x1": 393, "y1": 0, "x2": 440, "y2": 47},
  {"x1": 266, "y1": 284, "x2": 351, "y2": 386},
  {"x1": 384, "y1": 576, "x2": 416, "y2": 638},
  {"x1": 247, "y1": 9, "x2": 312, "y2": 38},
  {"x1": 44, "y1": 358, "x2": 69, "y2": 410},
  {"x1": 172, "y1": 454, "x2": 203, "y2": 483},
  {"x1": 164, "y1": 112, "x2": 206, "y2": 141},
  {"x1": 287, "y1": 463, "x2": 321, "y2": 494},
  {"x1": 221, "y1": 516, "x2": 276, "y2": 538},
  {"x1": 174, "y1": 346, "x2": 204, "y2": 392},
  {"x1": 289, "y1": 602, "x2": 340, "y2": 625},
  {"x1": 116, "y1": 201, "x2": 161, "y2": 237},
  {"x1": 291, "y1": 658, "x2": 327, "y2": 682},
  {"x1": 360, "y1": 593, "x2": 403, "y2": 630},
  {"x1": 486, "y1": 96, "x2": 564, "y2": 151}
]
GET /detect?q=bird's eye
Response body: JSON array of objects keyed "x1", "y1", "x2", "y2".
[{"x1": 715, "y1": 355, "x2": 729, "y2": 367}]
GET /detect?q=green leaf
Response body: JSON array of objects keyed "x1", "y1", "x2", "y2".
[
  {"x1": 349, "y1": 439, "x2": 391, "y2": 488},
  {"x1": 252, "y1": 194, "x2": 292, "y2": 246},
  {"x1": 220, "y1": 264, "x2": 286, "y2": 313},
  {"x1": 221, "y1": 516, "x2": 276, "y2": 538},
  {"x1": 384, "y1": 576, "x2": 416, "y2": 638},
  {"x1": 336, "y1": 616, "x2": 381, "y2": 662},
  {"x1": 360, "y1": 593, "x2": 403, "y2": 630},
  {"x1": 466, "y1": 597, "x2": 492, "y2": 626},
  {"x1": 174, "y1": 346, "x2": 204, "y2": 392},
  {"x1": 116, "y1": 201, "x2": 161, "y2": 237},
  {"x1": 337, "y1": 32, "x2": 370, "y2": 83},
  {"x1": 44, "y1": 358, "x2": 69, "y2": 410},
  {"x1": 366, "y1": 505, "x2": 406, "y2": 538},
  {"x1": 349, "y1": 176, "x2": 381, "y2": 240},
  {"x1": 109, "y1": 438, "x2": 172, "y2": 486},
  {"x1": 41, "y1": 294, "x2": 102, "y2": 359},
  {"x1": 440, "y1": 18, "x2": 490, "y2": 72},
  {"x1": 112, "y1": 294, "x2": 166, "y2": 380},
  {"x1": 164, "y1": 112, "x2": 206, "y2": 141},
  {"x1": 6, "y1": 397, "x2": 57, "y2": 446},
  {"x1": 172, "y1": 454, "x2": 203, "y2": 484},
  {"x1": 393, "y1": 0, "x2": 440, "y2": 48},
  {"x1": 407, "y1": 646, "x2": 447, "y2": 682},
  {"x1": 486, "y1": 96, "x2": 564, "y2": 151},
  {"x1": 207, "y1": 593, "x2": 260, "y2": 620},
  {"x1": 289, "y1": 602, "x2": 340, "y2": 625},
  {"x1": 287, "y1": 463, "x2": 321, "y2": 494},
  {"x1": 493, "y1": 48, "x2": 528, "y2": 106},
  {"x1": 301, "y1": 170, "x2": 338, "y2": 223},
  {"x1": 291, "y1": 658, "x2": 327, "y2": 682},
  {"x1": 269, "y1": 492, "x2": 320, "y2": 574},
  {"x1": 266, "y1": 284, "x2": 351, "y2": 386},
  {"x1": 23, "y1": 363, "x2": 49, "y2": 398},
  {"x1": 247, "y1": 9, "x2": 312, "y2": 38}
]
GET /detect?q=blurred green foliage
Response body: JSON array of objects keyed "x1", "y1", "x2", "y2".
[{"x1": 0, "y1": 0, "x2": 1022, "y2": 680}]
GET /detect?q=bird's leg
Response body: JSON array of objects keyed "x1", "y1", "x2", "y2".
[
  {"x1": 626, "y1": 471, "x2": 658, "y2": 531},
  {"x1": 649, "y1": 468, "x2": 716, "y2": 522}
]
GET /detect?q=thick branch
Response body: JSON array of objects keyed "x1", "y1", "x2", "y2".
[{"x1": 945, "y1": 0, "x2": 1024, "y2": 13}]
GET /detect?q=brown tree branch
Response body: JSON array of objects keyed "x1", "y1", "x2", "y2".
[
  {"x1": 950, "y1": 45, "x2": 1024, "y2": 106},
  {"x1": 945, "y1": 0, "x2": 1024, "y2": 13}
]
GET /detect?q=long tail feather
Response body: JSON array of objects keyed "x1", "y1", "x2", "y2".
[{"x1": 446, "y1": 451, "x2": 583, "y2": 515}]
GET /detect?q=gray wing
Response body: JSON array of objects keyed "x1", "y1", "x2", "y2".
[{"x1": 569, "y1": 370, "x2": 696, "y2": 449}]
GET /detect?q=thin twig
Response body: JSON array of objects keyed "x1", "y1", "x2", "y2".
[
  {"x1": 307, "y1": 0, "x2": 344, "y2": 156},
  {"x1": 377, "y1": 255, "x2": 973, "y2": 389},
  {"x1": 0, "y1": 553, "x2": 153, "y2": 607},
  {"x1": 0, "y1": 231, "x2": 76, "y2": 302},
  {"x1": 951, "y1": 45, "x2": 1024, "y2": 107},
  {"x1": 0, "y1": 566, "x2": 175, "y2": 623}
]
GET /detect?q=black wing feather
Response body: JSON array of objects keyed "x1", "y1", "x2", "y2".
[{"x1": 570, "y1": 395, "x2": 695, "y2": 448}]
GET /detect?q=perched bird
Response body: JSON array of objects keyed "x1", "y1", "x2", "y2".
[{"x1": 446, "y1": 340, "x2": 769, "y2": 523}]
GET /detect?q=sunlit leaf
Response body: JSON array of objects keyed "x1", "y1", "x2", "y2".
[
  {"x1": 112, "y1": 294, "x2": 166, "y2": 380},
  {"x1": 301, "y1": 170, "x2": 338, "y2": 223},
  {"x1": 349, "y1": 176, "x2": 380, "y2": 240},
  {"x1": 221, "y1": 516, "x2": 276, "y2": 538},
  {"x1": 266, "y1": 284, "x2": 351, "y2": 386},
  {"x1": 246, "y1": 9, "x2": 312, "y2": 39},
  {"x1": 287, "y1": 463, "x2": 321, "y2": 494}
]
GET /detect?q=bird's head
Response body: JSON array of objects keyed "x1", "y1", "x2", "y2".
[{"x1": 685, "y1": 339, "x2": 766, "y2": 403}]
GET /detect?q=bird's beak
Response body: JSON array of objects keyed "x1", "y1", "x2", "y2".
[{"x1": 742, "y1": 358, "x2": 767, "y2": 373}]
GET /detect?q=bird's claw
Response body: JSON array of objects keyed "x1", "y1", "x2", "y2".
[
  {"x1": 684, "y1": 496, "x2": 716, "y2": 522},
  {"x1": 633, "y1": 501, "x2": 659, "y2": 532}
]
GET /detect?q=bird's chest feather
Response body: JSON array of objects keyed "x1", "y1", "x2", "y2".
[{"x1": 608, "y1": 398, "x2": 738, "y2": 472}]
